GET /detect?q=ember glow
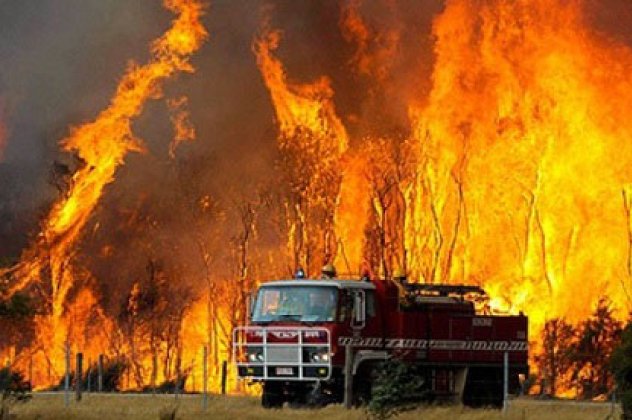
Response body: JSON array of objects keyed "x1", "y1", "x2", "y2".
[{"x1": 2, "y1": 0, "x2": 632, "y2": 394}]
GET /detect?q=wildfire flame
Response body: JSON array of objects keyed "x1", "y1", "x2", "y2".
[
  {"x1": 407, "y1": 0, "x2": 632, "y2": 332},
  {"x1": 3, "y1": 0, "x2": 632, "y2": 396},
  {"x1": 254, "y1": 27, "x2": 348, "y2": 153},
  {"x1": 1, "y1": 0, "x2": 207, "y2": 388},
  {"x1": 168, "y1": 96, "x2": 196, "y2": 158},
  {"x1": 254, "y1": 25, "x2": 349, "y2": 273},
  {"x1": 256, "y1": 0, "x2": 632, "y2": 338}
]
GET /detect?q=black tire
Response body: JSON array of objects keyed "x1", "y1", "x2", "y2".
[
  {"x1": 262, "y1": 381, "x2": 284, "y2": 408},
  {"x1": 353, "y1": 364, "x2": 378, "y2": 406},
  {"x1": 462, "y1": 368, "x2": 503, "y2": 408},
  {"x1": 287, "y1": 385, "x2": 308, "y2": 408}
]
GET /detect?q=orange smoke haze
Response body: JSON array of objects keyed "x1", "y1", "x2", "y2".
[{"x1": 0, "y1": 101, "x2": 6, "y2": 162}]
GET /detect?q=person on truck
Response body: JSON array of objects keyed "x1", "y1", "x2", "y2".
[{"x1": 321, "y1": 264, "x2": 337, "y2": 279}]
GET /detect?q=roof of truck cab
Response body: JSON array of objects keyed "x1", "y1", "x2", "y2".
[{"x1": 260, "y1": 279, "x2": 376, "y2": 290}]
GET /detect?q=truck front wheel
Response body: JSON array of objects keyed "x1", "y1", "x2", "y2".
[{"x1": 262, "y1": 381, "x2": 284, "y2": 408}]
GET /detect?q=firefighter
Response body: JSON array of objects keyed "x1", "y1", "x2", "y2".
[{"x1": 321, "y1": 263, "x2": 337, "y2": 279}]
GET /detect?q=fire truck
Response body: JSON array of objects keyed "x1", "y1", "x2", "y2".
[{"x1": 233, "y1": 270, "x2": 528, "y2": 408}]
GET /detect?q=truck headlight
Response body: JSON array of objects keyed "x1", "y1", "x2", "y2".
[
  {"x1": 307, "y1": 348, "x2": 330, "y2": 363},
  {"x1": 246, "y1": 347, "x2": 264, "y2": 363}
]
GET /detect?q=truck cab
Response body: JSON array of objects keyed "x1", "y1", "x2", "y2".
[{"x1": 233, "y1": 278, "x2": 374, "y2": 406}]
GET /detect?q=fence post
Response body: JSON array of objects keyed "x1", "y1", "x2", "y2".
[
  {"x1": 75, "y1": 353, "x2": 83, "y2": 402},
  {"x1": 28, "y1": 354, "x2": 33, "y2": 391},
  {"x1": 97, "y1": 354, "x2": 103, "y2": 393},
  {"x1": 64, "y1": 341, "x2": 70, "y2": 408},
  {"x1": 344, "y1": 345, "x2": 354, "y2": 409},
  {"x1": 203, "y1": 345, "x2": 208, "y2": 411},
  {"x1": 610, "y1": 385, "x2": 617, "y2": 419},
  {"x1": 503, "y1": 351, "x2": 509, "y2": 414},
  {"x1": 87, "y1": 359, "x2": 91, "y2": 393},
  {"x1": 221, "y1": 360, "x2": 228, "y2": 395},
  {"x1": 175, "y1": 372, "x2": 180, "y2": 401},
  {"x1": 152, "y1": 354, "x2": 157, "y2": 395}
]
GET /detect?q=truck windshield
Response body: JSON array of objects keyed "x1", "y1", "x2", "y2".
[{"x1": 252, "y1": 286, "x2": 338, "y2": 323}]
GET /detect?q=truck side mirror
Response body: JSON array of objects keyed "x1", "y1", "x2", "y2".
[
  {"x1": 352, "y1": 291, "x2": 366, "y2": 329},
  {"x1": 248, "y1": 292, "x2": 256, "y2": 319}
]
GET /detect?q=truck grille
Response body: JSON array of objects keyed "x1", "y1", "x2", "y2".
[
  {"x1": 266, "y1": 346, "x2": 300, "y2": 363},
  {"x1": 234, "y1": 326, "x2": 332, "y2": 381}
]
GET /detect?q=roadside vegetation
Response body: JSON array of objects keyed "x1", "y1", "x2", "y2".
[{"x1": 6, "y1": 393, "x2": 621, "y2": 420}]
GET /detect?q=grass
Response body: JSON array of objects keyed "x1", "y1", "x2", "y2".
[{"x1": 6, "y1": 393, "x2": 622, "y2": 419}]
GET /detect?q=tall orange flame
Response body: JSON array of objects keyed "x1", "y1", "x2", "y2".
[
  {"x1": 254, "y1": 29, "x2": 348, "y2": 152},
  {"x1": 256, "y1": 0, "x2": 632, "y2": 339},
  {"x1": 407, "y1": 0, "x2": 632, "y2": 332},
  {"x1": 254, "y1": 26, "x2": 349, "y2": 272},
  {"x1": 168, "y1": 96, "x2": 196, "y2": 158},
  {"x1": 1, "y1": 0, "x2": 207, "y2": 386}
]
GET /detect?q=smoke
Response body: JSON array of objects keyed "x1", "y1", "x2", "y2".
[
  {"x1": 584, "y1": 0, "x2": 632, "y2": 47},
  {"x1": 0, "y1": 1, "x2": 168, "y2": 257},
  {"x1": 0, "y1": 99, "x2": 6, "y2": 162}
]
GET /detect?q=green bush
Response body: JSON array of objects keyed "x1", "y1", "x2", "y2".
[
  {"x1": 0, "y1": 367, "x2": 32, "y2": 418},
  {"x1": 367, "y1": 359, "x2": 429, "y2": 419}
]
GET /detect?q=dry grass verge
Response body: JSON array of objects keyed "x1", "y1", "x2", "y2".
[{"x1": 7, "y1": 393, "x2": 621, "y2": 420}]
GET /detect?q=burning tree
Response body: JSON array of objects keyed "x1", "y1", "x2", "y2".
[
  {"x1": 611, "y1": 321, "x2": 632, "y2": 417},
  {"x1": 534, "y1": 318, "x2": 576, "y2": 396},
  {"x1": 569, "y1": 298, "x2": 622, "y2": 398},
  {"x1": 0, "y1": 0, "x2": 208, "y2": 389},
  {"x1": 254, "y1": 26, "x2": 349, "y2": 277},
  {"x1": 120, "y1": 259, "x2": 194, "y2": 389},
  {"x1": 361, "y1": 136, "x2": 417, "y2": 278}
]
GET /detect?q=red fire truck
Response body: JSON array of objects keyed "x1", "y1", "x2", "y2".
[{"x1": 233, "y1": 272, "x2": 528, "y2": 408}]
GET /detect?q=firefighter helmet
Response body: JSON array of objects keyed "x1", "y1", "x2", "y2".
[{"x1": 321, "y1": 264, "x2": 337, "y2": 279}]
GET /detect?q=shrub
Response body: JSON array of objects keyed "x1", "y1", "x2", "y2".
[
  {"x1": 0, "y1": 367, "x2": 32, "y2": 418},
  {"x1": 54, "y1": 357, "x2": 127, "y2": 392},
  {"x1": 610, "y1": 322, "x2": 632, "y2": 419},
  {"x1": 367, "y1": 359, "x2": 429, "y2": 419}
]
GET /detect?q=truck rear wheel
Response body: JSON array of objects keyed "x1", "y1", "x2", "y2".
[
  {"x1": 462, "y1": 367, "x2": 503, "y2": 408},
  {"x1": 262, "y1": 381, "x2": 284, "y2": 408}
]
